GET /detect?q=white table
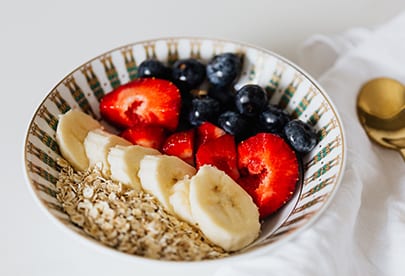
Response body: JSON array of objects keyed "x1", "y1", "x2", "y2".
[{"x1": 1, "y1": 0, "x2": 404, "y2": 275}]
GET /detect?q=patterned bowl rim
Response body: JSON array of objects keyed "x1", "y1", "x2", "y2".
[{"x1": 22, "y1": 36, "x2": 346, "y2": 265}]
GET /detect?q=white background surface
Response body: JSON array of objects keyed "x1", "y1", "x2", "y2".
[{"x1": 1, "y1": 0, "x2": 404, "y2": 275}]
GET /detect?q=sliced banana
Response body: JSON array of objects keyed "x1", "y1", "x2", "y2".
[
  {"x1": 108, "y1": 145, "x2": 160, "y2": 190},
  {"x1": 55, "y1": 109, "x2": 101, "y2": 171},
  {"x1": 189, "y1": 165, "x2": 260, "y2": 252},
  {"x1": 169, "y1": 178, "x2": 195, "y2": 225},
  {"x1": 138, "y1": 155, "x2": 196, "y2": 212},
  {"x1": 84, "y1": 129, "x2": 131, "y2": 176}
]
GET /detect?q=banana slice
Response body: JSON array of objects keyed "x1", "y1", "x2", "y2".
[
  {"x1": 55, "y1": 109, "x2": 101, "y2": 171},
  {"x1": 108, "y1": 145, "x2": 160, "y2": 190},
  {"x1": 138, "y1": 155, "x2": 196, "y2": 211},
  {"x1": 189, "y1": 165, "x2": 260, "y2": 252},
  {"x1": 169, "y1": 178, "x2": 195, "y2": 224},
  {"x1": 84, "y1": 129, "x2": 131, "y2": 175}
]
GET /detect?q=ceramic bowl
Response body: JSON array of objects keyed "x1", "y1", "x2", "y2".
[{"x1": 23, "y1": 37, "x2": 345, "y2": 262}]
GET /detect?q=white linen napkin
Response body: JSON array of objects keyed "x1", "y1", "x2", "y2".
[{"x1": 215, "y1": 12, "x2": 405, "y2": 276}]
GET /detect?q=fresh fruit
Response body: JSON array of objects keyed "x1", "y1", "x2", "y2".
[
  {"x1": 172, "y1": 58, "x2": 206, "y2": 90},
  {"x1": 196, "y1": 121, "x2": 225, "y2": 147},
  {"x1": 206, "y1": 53, "x2": 242, "y2": 87},
  {"x1": 188, "y1": 96, "x2": 221, "y2": 126},
  {"x1": 120, "y1": 124, "x2": 166, "y2": 150},
  {"x1": 138, "y1": 155, "x2": 196, "y2": 211},
  {"x1": 195, "y1": 134, "x2": 240, "y2": 181},
  {"x1": 208, "y1": 85, "x2": 236, "y2": 111},
  {"x1": 189, "y1": 165, "x2": 260, "y2": 251},
  {"x1": 284, "y1": 119, "x2": 318, "y2": 154},
  {"x1": 238, "y1": 133, "x2": 299, "y2": 218},
  {"x1": 54, "y1": 52, "x2": 317, "y2": 254},
  {"x1": 137, "y1": 59, "x2": 171, "y2": 79},
  {"x1": 169, "y1": 178, "x2": 195, "y2": 224},
  {"x1": 99, "y1": 78, "x2": 181, "y2": 131},
  {"x1": 55, "y1": 109, "x2": 102, "y2": 171},
  {"x1": 107, "y1": 145, "x2": 161, "y2": 190},
  {"x1": 162, "y1": 129, "x2": 195, "y2": 165},
  {"x1": 83, "y1": 128, "x2": 131, "y2": 175},
  {"x1": 259, "y1": 105, "x2": 291, "y2": 134},
  {"x1": 235, "y1": 84, "x2": 268, "y2": 117},
  {"x1": 218, "y1": 111, "x2": 249, "y2": 138}
]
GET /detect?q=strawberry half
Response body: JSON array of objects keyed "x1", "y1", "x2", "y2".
[
  {"x1": 237, "y1": 133, "x2": 299, "y2": 219},
  {"x1": 100, "y1": 78, "x2": 181, "y2": 131},
  {"x1": 196, "y1": 134, "x2": 240, "y2": 181},
  {"x1": 121, "y1": 125, "x2": 166, "y2": 150},
  {"x1": 162, "y1": 129, "x2": 195, "y2": 165},
  {"x1": 196, "y1": 121, "x2": 226, "y2": 147}
]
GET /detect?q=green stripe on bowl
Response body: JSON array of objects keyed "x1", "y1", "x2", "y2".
[
  {"x1": 100, "y1": 55, "x2": 121, "y2": 89},
  {"x1": 80, "y1": 64, "x2": 106, "y2": 101},
  {"x1": 30, "y1": 123, "x2": 60, "y2": 153}
]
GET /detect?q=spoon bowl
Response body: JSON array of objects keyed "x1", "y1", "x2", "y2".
[{"x1": 357, "y1": 77, "x2": 405, "y2": 160}]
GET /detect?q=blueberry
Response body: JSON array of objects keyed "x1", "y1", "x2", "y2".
[
  {"x1": 284, "y1": 119, "x2": 318, "y2": 154},
  {"x1": 208, "y1": 85, "x2": 236, "y2": 111},
  {"x1": 172, "y1": 59, "x2": 206, "y2": 90},
  {"x1": 137, "y1": 59, "x2": 171, "y2": 79},
  {"x1": 259, "y1": 105, "x2": 291, "y2": 134},
  {"x1": 235, "y1": 84, "x2": 268, "y2": 117},
  {"x1": 206, "y1": 53, "x2": 242, "y2": 87},
  {"x1": 189, "y1": 96, "x2": 221, "y2": 126},
  {"x1": 218, "y1": 111, "x2": 249, "y2": 138}
]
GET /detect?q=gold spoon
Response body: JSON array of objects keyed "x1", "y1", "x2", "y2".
[{"x1": 357, "y1": 77, "x2": 405, "y2": 160}]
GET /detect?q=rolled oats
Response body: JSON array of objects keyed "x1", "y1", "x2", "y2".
[{"x1": 56, "y1": 159, "x2": 228, "y2": 261}]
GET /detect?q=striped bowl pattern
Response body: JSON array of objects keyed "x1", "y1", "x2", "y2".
[{"x1": 23, "y1": 37, "x2": 345, "y2": 260}]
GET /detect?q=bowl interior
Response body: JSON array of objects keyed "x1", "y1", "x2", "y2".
[{"x1": 24, "y1": 37, "x2": 345, "y2": 260}]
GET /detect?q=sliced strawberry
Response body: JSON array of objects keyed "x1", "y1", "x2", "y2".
[
  {"x1": 162, "y1": 129, "x2": 195, "y2": 165},
  {"x1": 100, "y1": 78, "x2": 181, "y2": 131},
  {"x1": 120, "y1": 125, "x2": 166, "y2": 150},
  {"x1": 196, "y1": 121, "x2": 226, "y2": 147},
  {"x1": 196, "y1": 134, "x2": 240, "y2": 181},
  {"x1": 238, "y1": 133, "x2": 299, "y2": 219}
]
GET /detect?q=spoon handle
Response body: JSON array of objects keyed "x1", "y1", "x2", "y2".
[{"x1": 399, "y1": 148, "x2": 405, "y2": 162}]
